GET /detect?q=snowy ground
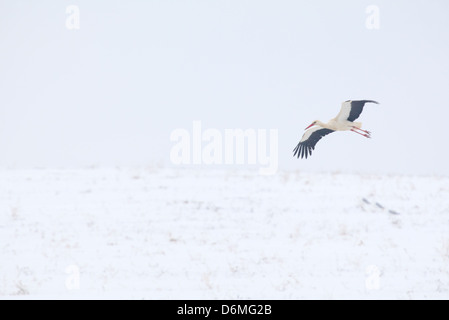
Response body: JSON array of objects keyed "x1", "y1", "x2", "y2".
[{"x1": 0, "y1": 167, "x2": 448, "y2": 299}]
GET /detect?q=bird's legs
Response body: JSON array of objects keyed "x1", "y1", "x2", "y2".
[
  {"x1": 351, "y1": 129, "x2": 371, "y2": 138},
  {"x1": 351, "y1": 126, "x2": 371, "y2": 135}
]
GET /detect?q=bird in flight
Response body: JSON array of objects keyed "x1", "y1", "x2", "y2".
[{"x1": 293, "y1": 100, "x2": 379, "y2": 159}]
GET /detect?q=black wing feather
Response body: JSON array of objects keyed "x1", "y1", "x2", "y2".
[
  {"x1": 293, "y1": 128, "x2": 334, "y2": 159},
  {"x1": 347, "y1": 100, "x2": 379, "y2": 122}
]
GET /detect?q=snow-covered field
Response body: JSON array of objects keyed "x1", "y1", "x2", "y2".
[{"x1": 0, "y1": 167, "x2": 448, "y2": 299}]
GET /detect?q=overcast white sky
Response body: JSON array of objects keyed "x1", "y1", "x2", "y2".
[{"x1": 0, "y1": 0, "x2": 448, "y2": 175}]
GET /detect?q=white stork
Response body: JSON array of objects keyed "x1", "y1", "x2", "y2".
[{"x1": 293, "y1": 100, "x2": 379, "y2": 159}]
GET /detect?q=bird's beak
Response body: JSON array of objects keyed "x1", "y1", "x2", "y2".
[{"x1": 305, "y1": 123, "x2": 315, "y2": 130}]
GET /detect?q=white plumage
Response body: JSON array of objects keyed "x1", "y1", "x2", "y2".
[{"x1": 293, "y1": 100, "x2": 379, "y2": 159}]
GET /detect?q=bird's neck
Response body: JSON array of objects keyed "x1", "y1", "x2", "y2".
[{"x1": 317, "y1": 120, "x2": 337, "y2": 130}]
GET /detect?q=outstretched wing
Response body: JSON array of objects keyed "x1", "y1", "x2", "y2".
[
  {"x1": 293, "y1": 127, "x2": 334, "y2": 159},
  {"x1": 336, "y1": 100, "x2": 379, "y2": 122}
]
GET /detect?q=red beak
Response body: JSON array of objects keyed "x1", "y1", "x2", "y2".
[{"x1": 305, "y1": 123, "x2": 315, "y2": 130}]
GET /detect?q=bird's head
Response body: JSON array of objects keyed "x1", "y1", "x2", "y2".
[{"x1": 305, "y1": 120, "x2": 318, "y2": 130}]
